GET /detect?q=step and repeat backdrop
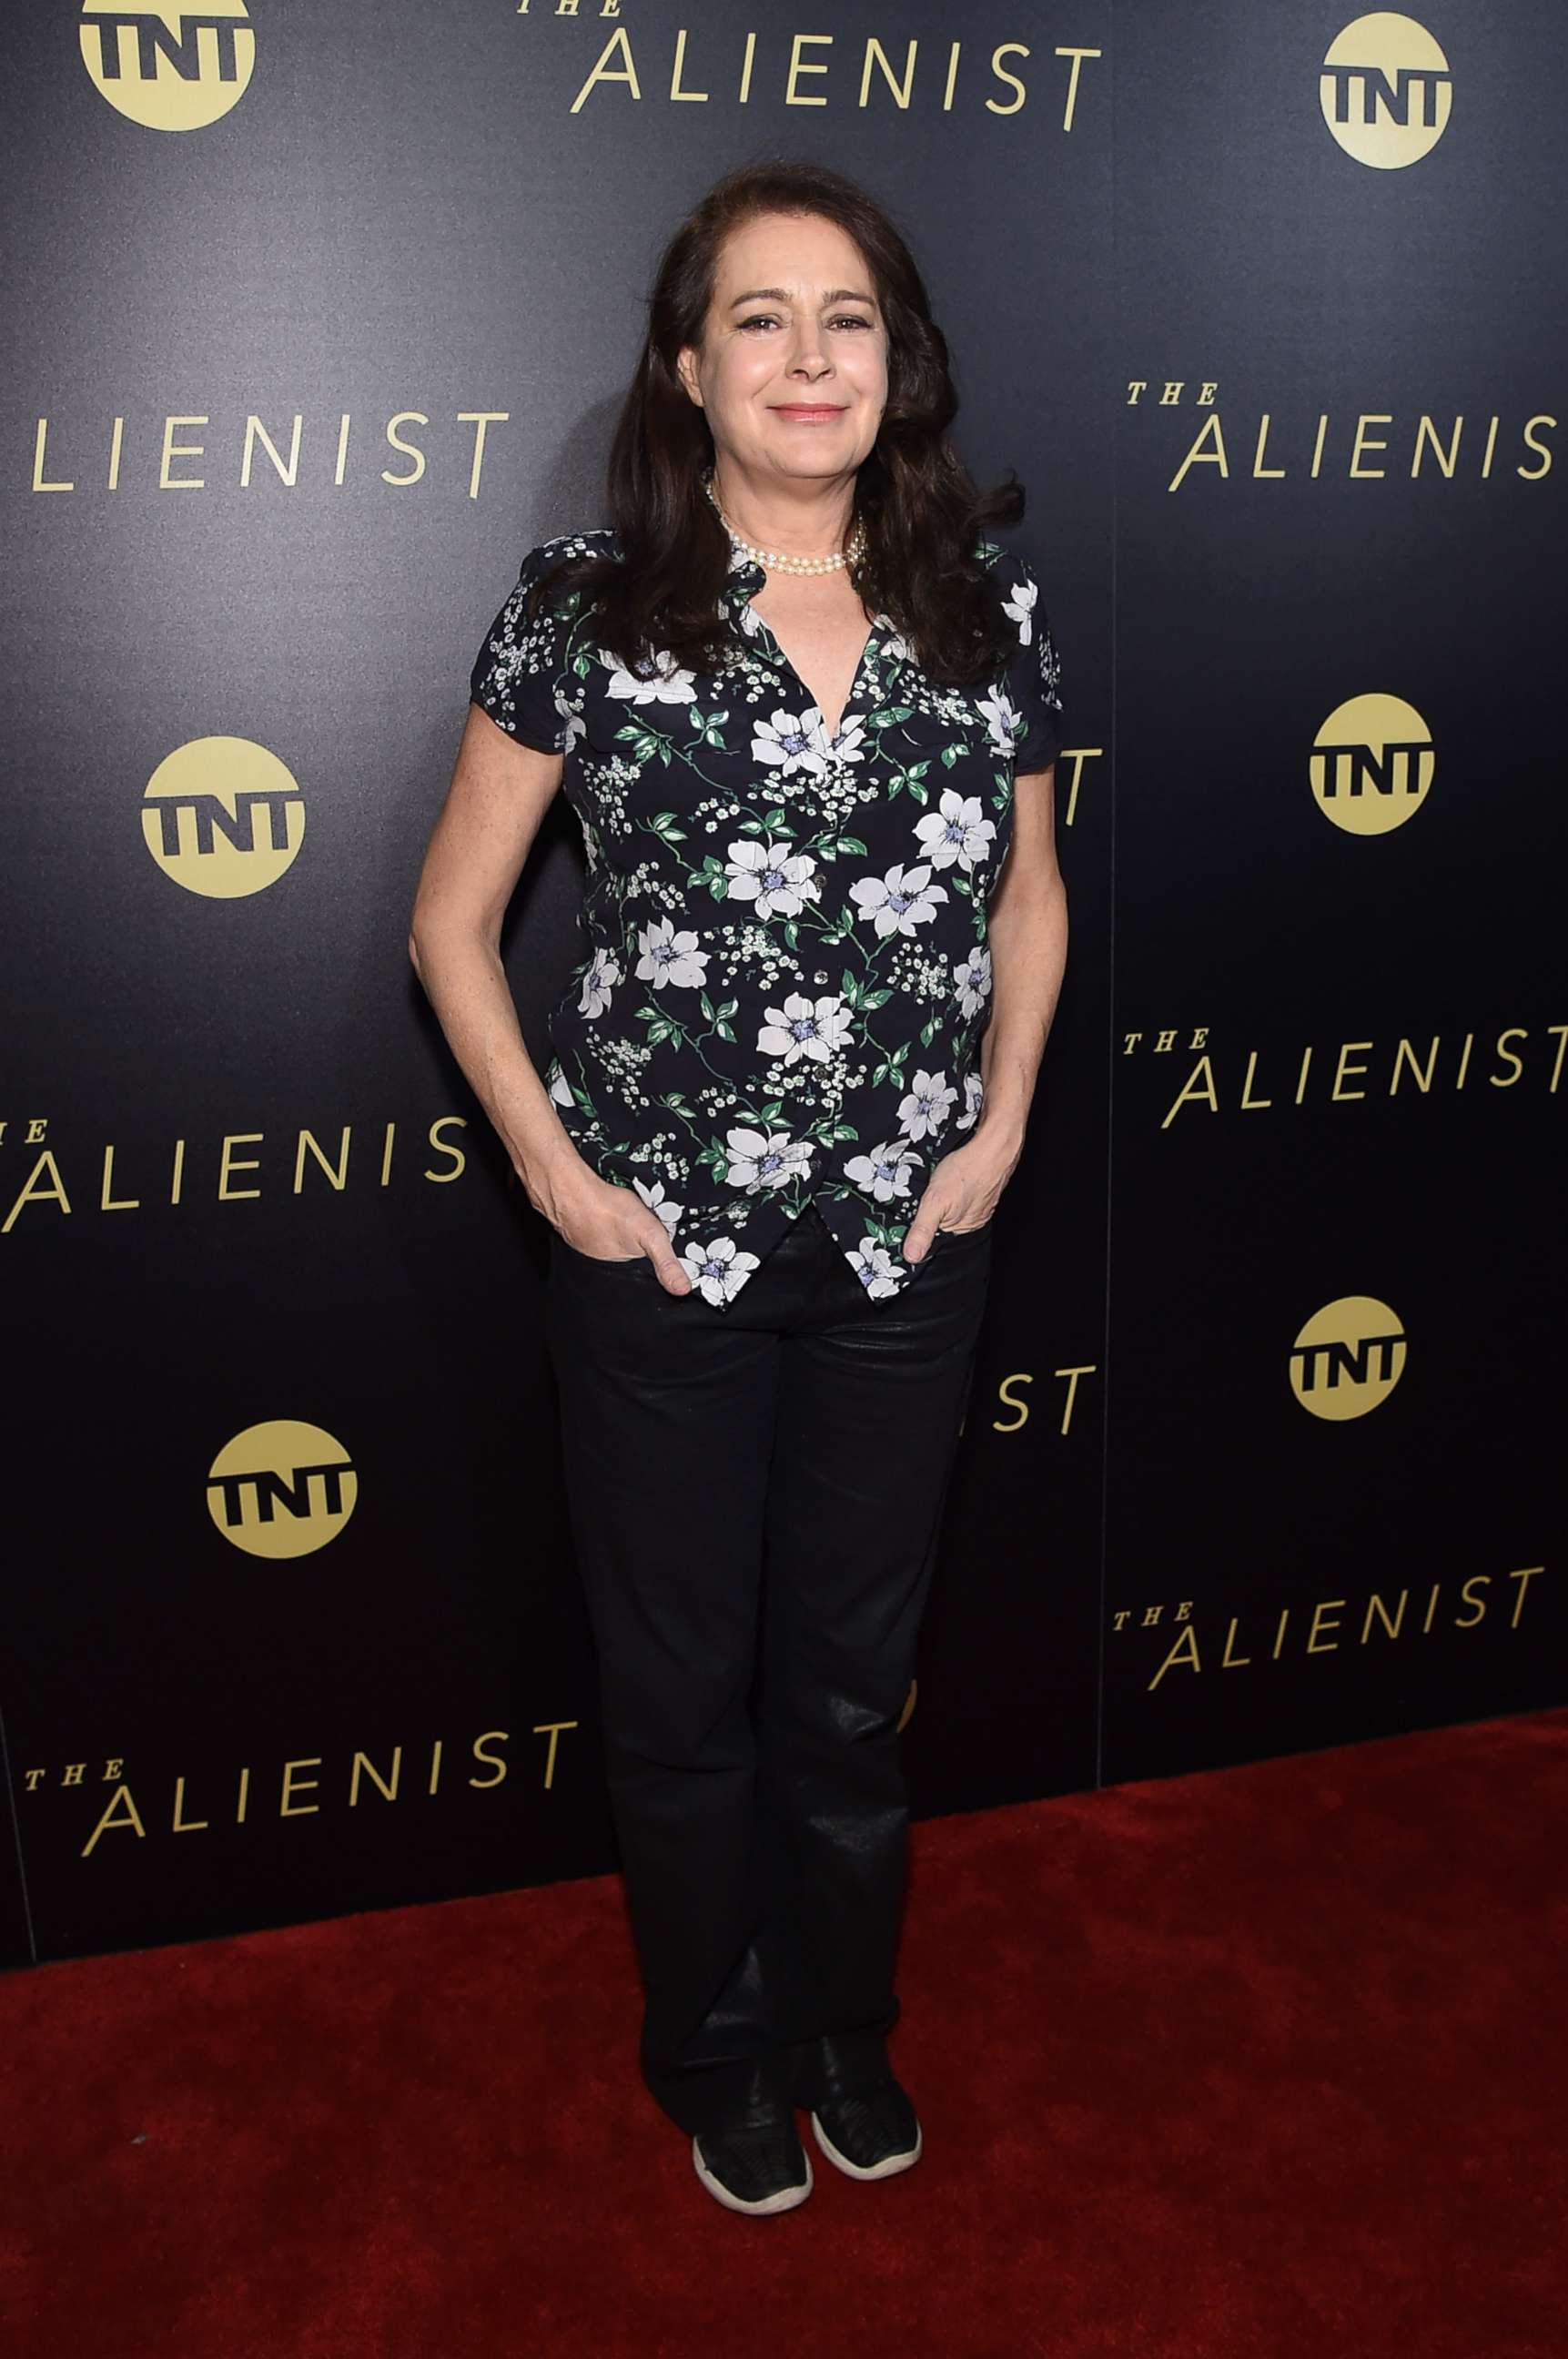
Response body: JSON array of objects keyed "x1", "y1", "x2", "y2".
[{"x1": 2, "y1": 5, "x2": 1562, "y2": 1969}]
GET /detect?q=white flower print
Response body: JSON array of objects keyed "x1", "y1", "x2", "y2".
[
  {"x1": 756, "y1": 992, "x2": 854, "y2": 1068},
  {"x1": 560, "y1": 698, "x2": 588, "y2": 754},
  {"x1": 845, "y1": 1235, "x2": 907, "y2": 1300},
  {"x1": 953, "y1": 944, "x2": 993, "y2": 1021},
  {"x1": 976, "y1": 683, "x2": 1022, "y2": 760},
  {"x1": 956, "y1": 1069, "x2": 985, "y2": 1132},
  {"x1": 847, "y1": 860, "x2": 950, "y2": 939},
  {"x1": 913, "y1": 787, "x2": 996, "y2": 873},
  {"x1": 1001, "y1": 575, "x2": 1038, "y2": 644},
  {"x1": 635, "y1": 916, "x2": 708, "y2": 990},
  {"x1": 547, "y1": 1063, "x2": 574, "y2": 1109},
  {"x1": 754, "y1": 706, "x2": 833, "y2": 779},
  {"x1": 632, "y1": 1176, "x2": 684, "y2": 1240},
  {"x1": 601, "y1": 647, "x2": 699, "y2": 706},
  {"x1": 723, "y1": 1126, "x2": 815, "y2": 1192},
  {"x1": 828, "y1": 714, "x2": 868, "y2": 762},
  {"x1": 897, "y1": 1068, "x2": 957, "y2": 1142},
  {"x1": 679, "y1": 1234, "x2": 763, "y2": 1306},
  {"x1": 577, "y1": 947, "x2": 622, "y2": 1018},
  {"x1": 844, "y1": 1139, "x2": 922, "y2": 1203},
  {"x1": 724, "y1": 836, "x2": 823, "y2": 919}
]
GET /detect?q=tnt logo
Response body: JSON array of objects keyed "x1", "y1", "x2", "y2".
[
  {"x1": 79, "y1": 2, "x2": 255, "y2": 132},
  {"x1": 141, "y1": 735, "x2": 305, "y2": 898},
  {"x1": 1310, "y1": 694, "x2": 1432, "y2": 836},
  {"x1": 1289, "y1": 1297, "x2": 1407, "y2": 1422},
  {"x1": 1320, "y1": 14, "x2": 1452, "y2": 168},
  {"x1": 207, "y1": 1421, "x2": 358, "y2": 1559}
]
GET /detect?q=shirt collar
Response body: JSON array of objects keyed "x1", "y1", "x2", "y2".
[{"x1": 720, "y1": 539, "x2": 767, "y2": 612}]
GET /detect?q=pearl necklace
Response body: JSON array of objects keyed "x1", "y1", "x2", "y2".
[{"x1": 703, "y1": 469, "x2": 865, "y2": 577}]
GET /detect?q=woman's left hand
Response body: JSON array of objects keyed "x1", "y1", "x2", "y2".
[{"x1": 901, "y1": 1135, "x2": 1020, "y2": 1264}]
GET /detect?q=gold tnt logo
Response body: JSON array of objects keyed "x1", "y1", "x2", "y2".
[
  {"x1": 1320, "y1": 13, "x2": 1452, "y2": 168},
  {"x1": 1289, "y1": 1296, "x2": 1407, "y2": 1421},
  {"x1": 141, "y1": 735, "x2": 306, "y2": 898},
  {"x1": 1310, "y1": 693, "x2": 1433, "y2": 836},
  {"x1": 207, "y1": 1421, "x2": 358, "y2": 1559},
  {"x1": 79, "y1": 2, "x2": 256, "y2": 132}
]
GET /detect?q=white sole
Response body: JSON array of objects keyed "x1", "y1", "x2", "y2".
[
  {"x1": 692, "y1": 2134, "x2": 814, "y2": 2214},
  {"x1": 810, "y1": 2110, "x2": 924, "y2": 2180}
]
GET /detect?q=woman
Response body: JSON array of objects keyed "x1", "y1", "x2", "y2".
[{"x1": 409, "y1": 157, "x2": 1067, "y2": 2217}]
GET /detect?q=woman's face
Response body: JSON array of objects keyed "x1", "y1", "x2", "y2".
[{"x1": 677, "y1": 209, "x2": 888, "y2": 490}]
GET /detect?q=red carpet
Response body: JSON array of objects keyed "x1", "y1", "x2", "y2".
[{"x1": 4, "y1": 1708, "x2": 1563, "y2": 2358}]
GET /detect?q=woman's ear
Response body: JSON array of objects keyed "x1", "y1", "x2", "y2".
[{"x1": 675, "y1": 346, "x2": 703, "y2": 408}]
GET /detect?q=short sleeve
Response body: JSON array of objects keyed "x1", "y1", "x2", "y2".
[
  {"x1": 468, "y1": 541, "x2": 576, "y2": 754},
  {"x1": 993, "y1": 552, "x2": 1065, "y2": 775}
]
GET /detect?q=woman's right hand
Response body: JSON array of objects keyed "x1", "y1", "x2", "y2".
[{"x1": 540, "y1": 1168, "x2": 693, "y2": 1295}]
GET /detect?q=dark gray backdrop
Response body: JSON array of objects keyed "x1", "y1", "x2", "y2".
[{"x1": 2, "y1": 2, "x2": 1561, "y2": 1969}]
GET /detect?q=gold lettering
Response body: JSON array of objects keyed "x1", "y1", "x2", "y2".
[
  {"x1": 280, "y1": 1758, "x2": 322, "y2": 1817},
  {"x1": 1455, "y1": 1575, "x2": 1491, "y2": 1627},
  {"x1": 33, "y1": 417, "x2": 74, "y2": 492},
  {"x1": 1306, "y1": 1598, "x2": 1345, "y2": 1654},
  {"x1": 1349, "y1": 412, "x2": 1392, "y2": 478},
  {"x1": 570, "y1": 24, "x2": 640, "y2": 109},
  {"x1": 1517, "y1": 414, "x2": 1555, "y2": 480},
  {"x1": 349, "y1": 1748, "x2": 402, "y2": 1806},
  {"x1": 1169, "y1": 411, "x2": 1228, "y2": 491},
  {"x1": 2, "y1": 1150, "x2": 72, "y2": 1232},
  {"x1": 100, "y1": 1144, "x2": 140, "y2": 1212},
  {"x1": 470, "y1": 1732, "x2": 511, "y2": 1787},
  {"x1": 860, "y1": 38, "x2": 916, "y2": 108},
  {"x1": 534, "y1": 1722, "x2": 578, "y2": 1787},
  {"x1": 785, "y1": 33, "x2": 832, "y2": 105},
  {"x1": 1411, "y1": 415, "x2": 1462, "y2": 479},
  {"x1": 1362, "y1": 1590, "x2": 1408, "y2": 1641},
  {"x1": 218, "y1": 1132, "x2": 263, "y2": 1201},
  {"x1": 294, "y1": 1128, "x2": 351, "y2": 1194},
  {"x1": 172, "y1": 1777, "x2": 209, "y2": 1834},
  {"x1": 1058, "y1": 45, "x2": 1101, "y2": 130},
  {"x1": 670, "y1": 27, "x2": 708, "y2": 102},
  {"x1": 1331, "y1": 1041, "x2": 1373, "y2": 1101},
  {"x1": 83, "y1": 1783, "x2": 147, "y2": 1858},
  {"x1": 1252, "y1": 413, "x2": 1285, "y2": 478},
  {"x1": 1148, "y1": 1624, "x2": 1201, "y2": 1686},
  {"x1": 1056, "y1": 1366, "x2": 1094, "y2": 1435},
  {"x1": 1160, "y1": 1056, "x2": 1220, "y2": 1125},
  {"x1": 986, "y1": 43, "x2": 1028, "y2": 117},
  {"x1": 382, "y1": 411, "x2": 430, "y2": 487},
  {"x1": 160, "y1": 415, "x2": 208, "y2": 490},
  {"x1": 240, "y1": 415, "x2": 303, "y2": 489}
]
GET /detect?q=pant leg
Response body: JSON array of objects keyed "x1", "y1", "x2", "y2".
[
  {"x1": 541, "y1": 1221, "x2": 808, "y2": 2135},
  {"x1": 754, "y1": 1210, "x2": 995, "y2": 2110}
]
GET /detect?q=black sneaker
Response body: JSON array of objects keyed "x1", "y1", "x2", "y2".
[
  {"x1": 692, "y1": 2115, "x2": 814, "y2": 2215},
  {"x1": 810, "y1": 2076, "x2": 923, "y2": 2180}
]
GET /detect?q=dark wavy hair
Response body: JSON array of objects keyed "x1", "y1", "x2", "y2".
[{"x1": 525, "y1": 155, "x2": 1032, "y2": 685}]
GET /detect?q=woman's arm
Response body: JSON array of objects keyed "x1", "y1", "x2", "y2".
[
  {"x1": 408, "y1": 704, "x2": 686, "y2": 1274},
  {"x1": 976, "y1": 762, "x2": 1068, "y2": 1149}
]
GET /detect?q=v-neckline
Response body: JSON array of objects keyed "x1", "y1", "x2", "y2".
[{"x1": 747, "y1": 603, "x2": 881, "y2": 747}]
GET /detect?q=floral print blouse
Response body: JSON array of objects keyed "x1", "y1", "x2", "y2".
[{"x1": 468, "y1": 525, "x2": 1064, "y2": 1311}]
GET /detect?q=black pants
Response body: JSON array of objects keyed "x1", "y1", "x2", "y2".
[{"x1": 541, "y1": 1197, "x2": 993, "y2": 2137}]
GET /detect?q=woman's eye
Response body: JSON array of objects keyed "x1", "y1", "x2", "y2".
[{"x1": 737, "y1": 314, "x2": 873, "y2": 333}]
